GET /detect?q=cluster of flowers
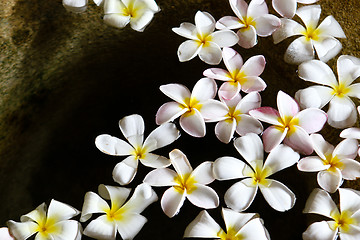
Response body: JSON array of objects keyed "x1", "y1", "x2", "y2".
[{"x1": 2, "y1": 0, "x2": 360, "y2": 239}]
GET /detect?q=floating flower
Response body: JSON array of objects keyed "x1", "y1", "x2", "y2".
[
  {"x1": 250, "y1": 90, "x2": 327, "y2": 154},
  {"x1": 7, "y1": 199, "x2": 81, "y2": 240},
  {"x1": 272, "y1": 0, "x2": 318, "y2": 18},
  {"x1": 273, "y1": 5, "x2": 346, "y2": 64},
  {"x1": 172, "y1": 11, "x2": 238, "y2": 65},
  {"x1": 144, "y1": 149, "x2": 219, "y2": 218},
  {"x1": 297, "y1": 134, "x2": 360, "y2": 193},
  {"x1": 184, "y1": 208, "x2": 269, "y2": 239},
  {"x1": 303, "y1": 188, "x2": 360, "y2": 240},
  {"x1": 156, "y1": 78, "x2": 224, "y2": 137},
  {"x1": 62, "y1": 0, "x2": 103, "y2": 13},
  {"x1": 203, "y1": 47, "x2": 267, "y2": 100},
  {"x1": 103, "y1": 0, "x2": 160, "y2": 31},
  {"x1": 80, "y1": 183, "x2": 157, "y2": 240},
  {"x1": 296, "y1": 55, "x2": 360, "y2": 128},
  {"x1": 213, "y1": 133, "x2": 299, "y2": 212},
  {"x1": 201, "y1": 92, "x2": 263, "y2": 143},
  {"x1": 216, "y1": 0, "x2": 280, "y2": 49},
  {"x1": 95, "y1": 114, "x2": 180, "y2": 185},
  {"x1": 0, "y1": 227, "x2": 14, "y2": 240}
]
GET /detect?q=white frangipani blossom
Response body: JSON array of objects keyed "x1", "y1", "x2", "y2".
[
  {"x1": 7, "y1": 200, "x2": 81, "y2": 240},
  {"x1": 273, "y1": 5, "x2": 346, "y2": 64},
  {"x1": 296, "y1": 55, "x2": 360, "y2": 128},
  {"x1": 62, "y1": 0, "x2": 103, "y2": 13},
  {"x1": 144, "y1": 149, "x2": 219, "y2": 218},
  {"x1": 272, "y1": 0, "x2": 318, "y2": 18},
  {"x1": 298, "y1": 134, "x2": 360, "y2": 193},
  {"x1": 103, "y1": 0, "x2": 160, "y2": 31},
  {"x1": 213, "y1": 133, "x2": 299, "y2": 212},
  {"x1": 184, "y1": 208, "x2": 269, "y2": 240},
  {"x1": 303, "y1": 188, "x2": 360, "y2": 240},
  {"x1": 340, "y1": 107, "x2": 360, "y2": 156},
  {"x1": 216, "y1": 0, "x2": 281, "y2": 49},
  {"x1": 0, "y1": 228, "x2": 14, "y2": 240},
  {"x1": 95, "y1": 114, "x2": 180, "y2": 185},
  {"x1": 80, "y1": 183, "x2": 158, "y2": 240},
  {"x1": 172, "y1": 11, "x2": 239, "y2": 65}
]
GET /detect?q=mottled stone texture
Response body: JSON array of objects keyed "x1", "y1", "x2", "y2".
[{"x1": 0, "y1": 0, "x2": 359, "y2": 239}]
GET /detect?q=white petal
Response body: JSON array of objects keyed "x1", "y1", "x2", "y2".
[
  {"x1": 249, "y1": 107, "x2": 282, "y2": 126},
  {"x1": 201, "y1": 99, "x2": 229, "y2": 122},
  {"x1": 215, "y1": 119, "x2": 237, "y2": 143},
  {"x1": 348, "y1": 83, "x2": 360, "y2": 99},
  {"x1": 234, "y1": 133, "x2": 264, "y2": 163},
  {"x1": 211, "y1": 30, "x2": 239, "y2": 48},
  {"x1": 7, "y1": 221, "x2": 37, "y2": 240},
  {"x1": 216, "y1": 16, "x2": 245, "y2": 30},
  {"x1": 169, "y1": 149, "x2": 193, "y2": 175},
  {"x1": 183, "y1": 210, "x2": 221, "y2": 238},
  {"x1": 20, "y1": 203, "x2": 46, "y2": 223},
  {"x1": 235, "y1": 114, "x2": 263, "y2": 136},
  {"x1": 203, "y1": 68, "x2": 231, "y2": 81},
  {"x1": 119, "y1": 114, "x2": 144, "y2": 140},
  {"x1": 296, "y1": 5, "x2": 321, "y2": 29},
  {"x1": 298, "y1": 59, "x2": 337, "y2": 87},
  {"x1": 263, "y1": 144, "x2": 299, "y2": 176},
  {"x1": 339, "y1": 225, "x2": 360, "y2": 240},
  {"x1": 95, "y1": 134, "x2": 133, "y2": 156},
  {"x1": 237, "y1": 25, "x2": 257, "y2": 49},
  {"x1": 198, "y1": 42, "x2": 223, "y2": 65},
  {"x1": 337, "y1": 55, "x2": 360, "y2": 87},
  {"x1": 161, "y1": 187, "x2": 186, "y2": 217},
  {"x1": 277, "y1": 90, "x2": 299, "y2": 119},
  {"x1": 0, "y1": 228, "x2": 14, "y2": 240},
  {"x1": 83, "y1": 215, "x2": 117, "y2": 240},
  {"x1": 341, "y1": 159, "x2": 360, "y2": 180},
  {"x1": 284, "y1": 126, "x2": 314, "y2": 155},
  {"x1": 302, "y1": 221, "x2": 337, "y2": 240},
  {"x1": 143, "y1": 168, "x2": 177, "y2": 186},
  {"x1": 104, "y1": 0, "x2": 124, "y2": 14},
  {"x1": 155, "y1": 102, "x2": 187, "y2": 124},
  {"x1": 295, "y1": 86, "x2": 333, "y2": 109},
  {"x1": 254, "y1": 14, "x2": 280, "y2": 37},
  {"x1": 121, "y1": 183, "x2": 158, "y2": 214},
  {"x1": 63, "y1": 0, "x2": 87, "y2": 13},
  {"x1": 177, "y1": 40, "x2": 202, "y2": 62},
  {"x1": 222, "y1": 47, "x2": 243, "y2": 73},
  {"x1": 191, "y1": 161, "x2": 215, "y2": 185},
  {"x1": 259, "y1": 179, "x2": 296, "y2": 211},
  {"x1": 272, "y1": 18, "x2": 305, "y2": 44},
  {"x1": 144, "y1": 122, "x2": 179, "y2": 151},
  {"x1": 310, "y1": 133, "x2": 334, "y2": 160},
  {"x1": 224, "y1": 178, "x2": 258, "y2": 211},
  {"x1": 116, "y1": 213, "x2": 147, "y2": 240},
  {"x1": 172, "y1": 23, "x2": 197, "y2": 40},
  {"x1": 139, "y1": 153, "x2": 171, "y2": 168},
  {"x1": 272, "y1": 0, "x2": 297, "y2": 18},
  {"x1": 297, "y1": 156, "x2": 328, "y2": 172},
  {"x1": 179, "y1": 109, "x2": 206, "y2": 137},
  {"x1": 237, "y1": 218, "x2": 269, "y2": 239},
  {"x1": 194, "y1": 11, "x2": 215, "y2": 36},
  {"x1": 313, "y1": 37, "x2": 342, "y2": 63},
  {"x1": 129, "y1": 10, "x2": 154, "y2": 32},
  {"x1": 222, "y1": 208, "x2": 257, "y2": 234},
  {"x1": 218, "y1": 82, "x2": 241, "y2": 100},
  {"x1": 159, "y1": 83, "x2": 191, "y2": 106},
  {"x1": 284, "y1": 36, "x2": 315, "y2": 64},
  {"x1": 80, "y1": 192, "x2": 109, "y2": 222},
  {"x1": 247, "y1": 0, "x2": 268, "y2": 18},
  {"x1": 187, "y1": 184, "x2": 219, "y2": 209},
  {"x1": 303, "y1": 188, "x2": 338, "y2": 218},
  {"x1": 333, "y1": 138, "x2": 358, "y2": 160},
  {"x1": 241, "y1": 77, "x2": 267, "y2": 93},
  {"x1": 103, "y1": 14, "x2": 131, "y2": 29},
  {"x1": 142, "y1": 0, "x2": 159, "y2": 12},
  {"x1": 317, "y1": 15, "x2": 346, "y2": 38},
  {"x1": 318, "y1": 168, "x2": 343, "y2": 193},
  {"x1": 50, "y1": 220, "x2": 80, "y2": 240},
  {"x1": 339, "y1": 188, "x2": 360, "y2": 214},
  {"x1": 213, "y1": 156, "x2": 247, "y2": 180},
  {"x1": 98, "y1": 185, "x2": 131, "y2": 208},
  {"x1": 296, "y1": 108, "x2": 327, "y2": 134},
  {"x1": 229, "y1": 0, "x2": 248, "y2": 19},
  {"x1": 340, "y1": 127, "x2": 360, "y2": 139},
  {"x1": 241, "y1": 55, "x2": 266, "y2": 77},
  {"x1": 112, "y1": 156, "x2": 138, "y2": 185},
  {"x1": 192, "y1": 78, "x2": 217, "y2": 102},
  {"x1": 47, "y1": 199, "x2": 79, "y2": 222},
  {"x1": 262, "y1": 126, "x2": 288, "y2": 153},
  {"x1": 327, "y1": 96, "x2": 357, "y2": 128}
]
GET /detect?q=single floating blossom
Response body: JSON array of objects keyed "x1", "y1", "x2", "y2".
[
  {"x1": 80, "y1": 183, "x2": 158, "y2": 240},
  {"x1": 273, "y1": 5, "x2": 346, "y2": 64},
  {"x1": 0, "y1": 227, "x2": 14, "y2": 240},
  {"x1": 103, "y1": 0, "x2": 160, "y2": 31},
  {"x1": 296, "y1": 55, "x2": 360, "y2": 128},
  {"x1": 303, "y1": 188, "x2": 360, "y2": 240},
  {"x1": 213, "y1": 133, "x2": 299, "y2": 212},
  {"x1": 298, "y1": 134, "x2": 360, "y2": 193},
  {"x1": 7, "y1": 199, "x2": 81, "y2": 240},
  {"x1": 62, "y1": 0, "x2": 103, "y2": 13},
  {"x1": 216, "y1": 0, "x2": 281, "y2": 49},
  {"x1": 272, "y1": 0, "x2": 318, "y2": 18},
  {"x1": 201, "y1": 92, "x2": 263, "y2": 144},
  {"x1": 156, "y1": 78, "x2": 224, "y2": 137},
  {"x1": 250, "y1": 90, "x2": 327, "y2": 155},
  {"x1": 203, "y1": 47, "x2": 267, "y2": 100},
  {"x1": 144, "y1": 149, "x2": 219, "y2": 218},
  {"x1": 184, "y1": 208, "x2": 269, "y2": 240},
  {"x1": 95, "y1": 114, "x2": 180, "y2": 185},
  {"x1": 340, "y1": 107, "x2": 360, "y2": 156},
  {"x1": 172, "y1": 11, "x2": 238, "y2": 65}
]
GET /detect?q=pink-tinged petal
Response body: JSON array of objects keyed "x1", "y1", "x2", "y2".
[
  {"x1": 219, "y1": 82, "x2": 241, "y2": 100},
  {"x1": 236, "y1": 114, "x2": 263, "y2": 136},
  {"x1": 179, "y1": 109, "x2": 206, "y2": 137},
  {"x1": 129, "y1": 10, "x2": 154, "y2": 32},
  {"x1": 348, "y1": 83, "x2": 360, "y2": 99},
  {"x1": 272, "y1": 0, "x2": 297, "y2": 18},
  {"x1": 298, "y1": 59, "x2": 337, "y2": 87},
  {"x1": 340, "y1": 127, "x2": 360, "y2": 139},
  {"x1": 103, "y1": 14, "x2": 131, "y2": 29},
  {"x1": 284, "y1": 36, "x2": 315, "y2": 64},
  {"x1": 303, "y1": 188, "x2": 338, "y2": 218},
  {"x1": 184, "y1": 210, "x2": 221, "y2": 238},
  {"x1": 273, "y1": 18, "x2": 305, "y2": 44},
  {"x1": 143, "y1": 168, "x2": 177, "y2": 186},
  {"x1": 339, "y1": 188, "x2": 360, "y2": 214},
  {"x1": 112, "y1": 156, "x2": 138, "y2": 185},
  {"x1": 198, "y1": 42, "x2": 223, "y2": 65},
  {"x1": 161, "y1": 187, "x2": 186, "y2": 217},
  {"x1": 95, "y1": 134, "x2": 133, "y2": 156},
  {"x1": 119, "y1": 114, "x2": 144, "y2": 139},
  {"x1": 241, "y1": 55, "x2": 266, "y2": 76},
  {"x1": 120, "y1": 183, "x2": 158, "y2": 214},
  {"x1": 229, "y1": 0, "x2": 248, "y2": 19},
  {"x1": 139, "y1": 153, "x2": 171, "y2": 168},
  {"x1": 263, "y1": 144, "x2": 299, "y2": 176},
  {"x1": 187, "y1": 184, "x2": 219, "y2": 209},
  {"x1": 191, "y1": 161, "x2": 215, "y2": 185},
  {"x1": 155, "y1": 102, "x2": 187, "y2": 125},
  {"x1": 313, "y1": 37, "x2": 343, "y2": 63},
  {"x1": 215, "y1": 119, "x2": 237, "y2": 143},
  {"x1": 317, "y1": 15, "x2": 346, "y2": 38},
  {"x1": 237, "y1": 25, "x2": 257, "y2": 49},
  {"x1": 341, "y1": 159, "x2": 360, "y2": 180},
  {"x1": 337, "y1": 55, "x2": 360, "y2": 87},
  {"x1": 203, "y1": 68, "x2": 232, "y2": 81},
  {"x1": 169, "y1": 149, "x2": 193, "y2": 175},
  {"x1": 236, "y1": 92, "x2": 261, "y2": 113},
  {"x1": 213, "y1": 156, "x2": 247, "y2": 180},
  {"x1": 224, "y1": 178, "x2": 258, "y2": 211},
  {"x1": 7, "y1": 221, "x2": 37, "y2": 240},
  {"x1": 216, "y1": 16, "x2": 245, "y2": 30},
  {"x1": 211, "y1": 30, "x2": 239, "y2": 48},
  {"x1": 159, "y1": 83, "x2": 191, "y2": 104},
  {"x1": 296, "y1": 108, "x2": 327, "y2": 134},
  {"x1": 177, "y1": 40, "x2": 202, "y2": 62},
  {"x1": 296, "y1": 5, "x2": 321, "y2": 29},
  {"x1": 302, "y1": 221, "x2": 337, "y2": 240},
  {"x1": 327, "y1": 96, "x2": 357, "y2": 128},
  {"x1": 63, "y1": 0, "x2": 87, "y2": 13},
  {"x1": 277, "y1": 90, "x2": 299, "y2": 119},
  {"x1": 194, "y1": 11, "x2": 215, "y2": 36},
  {"x1": 333, "y1": 138, "x2": 358, "y2": 160},
  {"x1": 284, "y1": 126, "x2": 313, "y2": 155},
  {"x1": 115, "y1": 213, "x2": 147, "y2": 240},
  {"x1": 172, "y1": 23, "x2": 197, "y2": 40},
  {"x1": 144, "y1": 122, "x2": 180, "y2": 152},
  {"x1": 317, "y1": 168, "x2": 343, "y2": 193},
  {"x1": 262, "y1": 126, "x2": 288, "y2": 152},
  {"x1": 259, "y1": 179, "x2": 296, "y2": 211},
  {"x1": 310, "y1": 134, "x2": 334, "y2": 160},
  {"x1": 201, "y1": 99, "x2": 229, "y2": 122},
  {"x1": 222, "y1": 47, "x2": 243, "y2": 73},
  {"x1": 221, "y1": 92, "x2": 242, "y2": 107},
  {"x1": 192, "y1": 78, "x2": 217, "y2": 102},
  {"x1": 295, "y1": 86, "x2": 333, "y2": 109},
  {"x1": 249, "y1": 107, "x2": 282, "y2": 125},
  {"x1": 234, "y1": 133, "x2": 264, "y2": 163},
  {"x1": 298, "y1": 156, "x2": 329, "y2": 172},
  {"x1": 241, "y1": 76, "x2": 267, "y2": 93},
  {"x1": 0, "y1": 228, "x2": 14, "y2": 240},
  {"x1": 247, "y1": 0, "x2": 268, "y2": 18},
  {"x1": 83, "y1": 215, "x2": 117, "y2": 240},
  {"x1": 254, "y1": 14, "x2": 281, "y2": 37},
  {"x1": 237, "y1": 218, "x2": 269, "y2": 239}
]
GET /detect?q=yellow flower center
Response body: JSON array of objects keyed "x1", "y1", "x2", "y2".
[
  {"x1": 122, "y1": 1, "x2": 145, "y2": 18},
  {"x1": 302, "y1": 25, "x2": 321, "y2": 41},
  {"x1": 196, "y1": 33, "x2": 213, "y2": 47},
  {"x1": 227, "y1": 70, "x2": 247, "y2": 86},
  {"x1": 181, "y1": 97, "x2": 202, "y2": 116},
  {"x1": 225, "y1": 107, "x2": 242, "y2": 123},
  {"x1": 278, "y1": 115, "x2": 299, "y2": 136},
  {"x1": 332, "y1": 83, "x2": 350, "y2": 98},
  {"x1": 322, "y1": 154, "x2": 344, "y2": 172},
  {"x1": 250, "y1": 165, "x2": 270, "y2": 186},
  {"x1": 106, "y1": 207, "x2": 125, "y2": 221},
  {"x1": 36, "y1": 217, "x2": 59, "y2": 237},
  {"x1": 132, "y1": 146, "x2": 146, "y2": 159},
  {"x1": 239, "y1": 16, "x2": 255, "y2": 31},
  {"x1": 218, "y1": 228, "x2": 243, "y2": 240},
  {"x1": 173, "y1": 173, "x2": 197, "y2": 194},
  {"x1": 331, "y1": 210, "x2": 356, "y2": 233}
]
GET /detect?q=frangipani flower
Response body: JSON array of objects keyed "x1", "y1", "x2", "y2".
[
  {"x1": 184, "y1": 208, "x2": 269, "y2": 239},
  {"x1": 272, "y1": 0, "x2": 318, "y2": 18},
  {"x1": 62, "y1": 0, "x2": 103, "y2": 13},
  {"x1": 296, "y1": 55, "x2": 360, "y2": 128},
  {"x1": 156, "y1": 78, "x2": 224, "y2": 137},
  {"x1": 303, "y1": 188, "x2": 360, "y2": 240},
  {"x1": 216, "y1": 0, "x2": 281, "y2": 49},
  {"x1": 0, "y1": 228, "x2": 14, "y2": 240},
  {"x1": 213, "y1": 133, "x2": 299, "y2": 212},
  {"x1": 103, "y1": 0, "x2": 160, "y2": 31},
  {"x1": 80, "y1": 183, "x2": 157, "y2": 240},
  {"x1": 95, "y1": 114, "x2": 180, "y2": 185},
  {"x1": 172, "y1": 11, "x2": 238, "y2": 65},
  {"x1": 250, "y1": 90, "x2": 327, "y2": 154},
  {"x1": 7, "y1": 199, "x2": 81, "y2": 240},
  {"x1": 273, "y1": 5, "x2": 346, "y2": 64},
  {"x1": 298, "y1": 134, "x2": 360, "y2": 193},
  {"x1": 143, "y1": 149, "x2": 219, "y2": 218},
  {"x1": 203, "y1": 47, "x2": 267, "y2": 100},
  {"x1": 201, "y1": 92, "x2": 263, "y2": 143},
  {"x1": 340, "y1": 107, "x2": 360, "y2": 156}
]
